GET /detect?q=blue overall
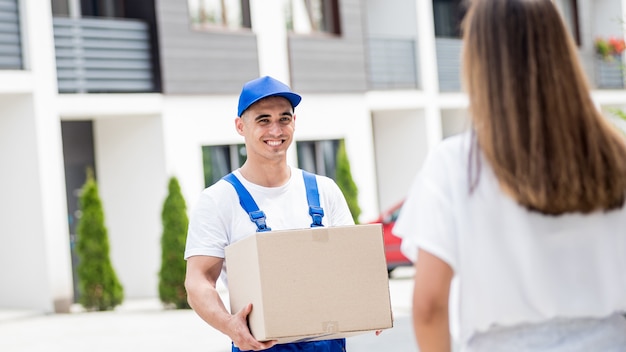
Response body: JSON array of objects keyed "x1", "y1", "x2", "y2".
[{"x1": 223, "y1": 171, "x2": 346, "y2": 352}]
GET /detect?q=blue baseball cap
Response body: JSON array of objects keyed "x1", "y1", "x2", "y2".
[{"x1": 237, "y1": 76, "x2": 302, "y2": 117}]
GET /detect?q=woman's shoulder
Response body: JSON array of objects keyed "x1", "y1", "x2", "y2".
[
  {"x1": 421, "y1": 132, "x2": 472, "y2": 175},
  {"x1": 434, "y1": 132, "x2": 472, "y2": 157}
]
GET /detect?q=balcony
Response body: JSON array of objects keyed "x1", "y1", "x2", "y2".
[
  {"x1": 595, "y1": 56, "x2": 625, "y2": 89},
  {"x1": 0, "y1": 0, "x2": 22, "y2": 70},
  {"x1": 433, "y1": 38, "x2": 626, "y2": 92},
  {"x1": 366, "y1": 36, "x2": 465, "y2": 93},
  {"x1": 367, "y1": 36, "x2": 420, "y2": 90},
  {"x1": 435, "y1": 38, "x2": 462, "y2": 92},
  {"x1": 53, "y1": 17, "x2": 156, "y2": 93}
]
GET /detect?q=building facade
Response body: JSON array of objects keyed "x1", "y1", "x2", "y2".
[{"x1": 1, "y1": 0, "x2": 625, "y2": 313}]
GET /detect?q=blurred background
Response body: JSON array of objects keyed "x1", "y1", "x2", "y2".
[{"x1": 1, "y1": 0, "x2": 625, "y2": 316}]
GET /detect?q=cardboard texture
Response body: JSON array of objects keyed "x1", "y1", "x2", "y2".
[{"x1": 225, "y1": 224, "x2": 393, "y2": 344}]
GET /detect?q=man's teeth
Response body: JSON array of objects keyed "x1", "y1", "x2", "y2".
[{"x1": 267, "y1": 140, "x2": 282, "y2": 146}]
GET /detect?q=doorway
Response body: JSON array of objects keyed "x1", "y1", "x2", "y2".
[{"x1": 60, "y1": 120, "x2": 96, "y2": 301}]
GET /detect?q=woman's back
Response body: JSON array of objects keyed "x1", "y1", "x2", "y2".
[{"x1": 397, "y1": 133, "x2": 626, "y2": 348}]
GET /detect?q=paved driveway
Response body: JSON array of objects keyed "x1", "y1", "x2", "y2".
[{"x1": 0, "y1": 268, "x2": 417, "y2": 352}]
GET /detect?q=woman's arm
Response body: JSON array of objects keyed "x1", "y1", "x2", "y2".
[{"x1": 412, "y1": 248, "x2": 454, "y2": 352}]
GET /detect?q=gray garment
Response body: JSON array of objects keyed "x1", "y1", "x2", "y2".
[{"x1": 466, "y1": 313, "x2": 626, "y2": 352}]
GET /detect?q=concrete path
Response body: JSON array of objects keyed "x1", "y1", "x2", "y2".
[{"x1": 0, "y1": 268, "x2": 416, "y2": 352}]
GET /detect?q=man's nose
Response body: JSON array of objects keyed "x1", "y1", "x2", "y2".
[{"x1": 268, "y1": 121, "x2": 282, "y2": 135}]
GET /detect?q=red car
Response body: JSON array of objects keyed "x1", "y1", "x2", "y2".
[{"x1": 369, "y1": 201, "x2": 412, "y2": 273}]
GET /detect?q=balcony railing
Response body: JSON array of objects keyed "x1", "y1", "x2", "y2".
[
  {"x1": 53, "y1": 17, "x2": 155, "y2": 93},
  {"x1": 366, "y1": 36, "x2": 626, "y2": 93},
  {"x1": 436, "y1": 39, "x2": 626, "y2": 91},
  {"x1": 595, "y1": 56, "x2": 625, "y2": 89},
  {"x1": 367, "y1": 37, "x2": 420, "y2": 90},
  {"x1": 0, "y1": 0, "x2": 22, "y2": 69},
  {"x1": 435, "y1": 38, "x2": 462, "y2": 92},
  {"x1": 366, "y1": 36, "x2": 464, "y2": 92}
]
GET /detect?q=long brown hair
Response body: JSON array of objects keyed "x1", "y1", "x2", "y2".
[{"x1": 462, "y1": 0, "x2": 626, "y2": 215}]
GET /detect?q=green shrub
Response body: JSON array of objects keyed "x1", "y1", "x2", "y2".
[
  {"x1": 335, "y1": 139, "x2": 361, "y2": 223},
  {"x1": 158, "y1": 177, "x2": 190, "y2": 309},
  {"x1": 76, "y1": 169, "x2": 124, "y2": 311}
]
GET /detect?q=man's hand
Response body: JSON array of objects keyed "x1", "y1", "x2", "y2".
[
  {"x1": 186, "y1": 257, "x2": 276, "y2": 351},
  {"x1": 229, "y1": 303, "x2": 277, "y2": 351}
]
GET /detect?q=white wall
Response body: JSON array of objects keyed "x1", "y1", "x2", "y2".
[
  {"x1": 371, "y1": 109, "x2": 428, "y2": 215},
  {"x1": 94, "y1": 115, "x2": 167, "y2": 298},
  {"x1": 592, "y1": 0, "x2": 624, "y2": 37},
  {"x1": 442, "y1": 108, "x2": 470, "y2": 139},
  {"x1": 0, "y1": 93, "x2": 72, "y2": 312},
  {"x1": 250, "y1": 0, "x2": 290, "y2": 81},
  {"x1": 25, "y1": 0, "x2": 74, "y2": 313},
  {"x1": 0, "y1": 95, "x2": 51, "y2": 311},
  {"x1": 365, "y1": 0, "x2": 417, "y2": 37}
]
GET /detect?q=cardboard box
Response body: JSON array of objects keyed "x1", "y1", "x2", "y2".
[{"x1": 225, "y1": 223, "x2": 393, "y2": 344}]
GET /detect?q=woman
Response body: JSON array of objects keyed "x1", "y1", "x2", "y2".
[{"x1": 394, "y1": 0, "x2": 626, "y2": 351}]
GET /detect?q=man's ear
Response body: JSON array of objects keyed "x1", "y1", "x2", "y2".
[{"x1": 235, "y1": 117, "x2": 245, "y2": 136}]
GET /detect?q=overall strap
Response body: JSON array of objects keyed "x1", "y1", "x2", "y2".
[
  {"x1": 302, "y1": 171, "x2": 324, "y2": 228},
  {"x1": 222, "y1": 173, "x2": 271, "y2": 232}
]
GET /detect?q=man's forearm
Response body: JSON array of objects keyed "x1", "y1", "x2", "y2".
[{"x1": 187, "y1": 281, "x2": 233, "y2": 335}]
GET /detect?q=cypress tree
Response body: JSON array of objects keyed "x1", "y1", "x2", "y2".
[
  {"x1": 335, "y1": 139, "x2": 362, "y2": 223},
  {"x1": 158, "y1": 176, "x2": 190, "y2": 309},
  {"x1": 76, "y1": 168, "x2": 124, "y2": 311}
]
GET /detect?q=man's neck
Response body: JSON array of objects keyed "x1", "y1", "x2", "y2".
[{"x1": 239, "y1": 161, "x2": 291, "y2": 187}]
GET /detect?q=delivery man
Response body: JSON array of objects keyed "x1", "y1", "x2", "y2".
[{"x1": 184, "y1": 76, "x2": 356, "y2": 351}]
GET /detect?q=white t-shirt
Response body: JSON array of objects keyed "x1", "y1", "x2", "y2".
[
  {"x1": 185, "y1": 166, "x2": 355, "y2": 286},
  {"x1": 394, "y1": 132, "x2": 626, "y2": 347}
]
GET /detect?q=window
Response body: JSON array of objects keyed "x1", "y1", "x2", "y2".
[
  {"x1": 433, "y1": 0, "x2": 465, "y2": 38},
  {"x1": 51, "y1": 0, "x2": 125, "y2": 17},
  {"x1": 52, "y1": 0, "x2": 70, "y2": 16},
  {"x1": 188, "y1": 0, "x2": 251, "y2": 31},
  {"x1": 284, "y1": 0, "x2": 341, "y2": 35},
  {"x1": 297, "y1": 139, "x2": 340, "y2": 178},
  {"x1": 80, "y1": 0, "x2": 125, "y2": 17},
  {"x1": 202, "y1": 144, "x2": 247, "y2": 187}
]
